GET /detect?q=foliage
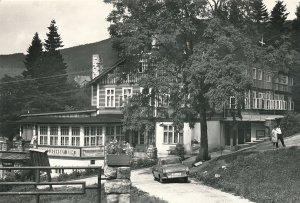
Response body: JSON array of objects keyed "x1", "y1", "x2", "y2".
[
  {"x1": 270, "y1": 0, "x2": 289, "y2": 31},
  {"x1": 280, "y1": 113, "x2": 300, "y2": 137},
  {"x1": 190, "y1": 147, "x2": 300, "y2": 203},
  {"x1": 0, "y1": 20, "x2": 86, "y2": 139},
  {"x1": 171, "y1": 144, "x2": 185, "y2": 160},
  {"x1": 105, "y1": 0, "x2": 299, "y2": 161},
  {"x1": 249, "y1": 0, "x2": 269, "y2": 24},
  {"x1": 44, "y1": 20, "x2": 64, "y2": 52},
  {"x1": 23, "y1": 32, "x2": 43, "y2": 78},
  {"x1": 131, "y1": 158, "x2": 157, "y2": 170},
  {"x1": 106, "y1": 139, "x2": 134, "y2": 155}
]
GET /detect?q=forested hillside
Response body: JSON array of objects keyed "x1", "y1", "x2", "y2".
[{"x1": 0, "y1": 38, "x2": 118, "y2": 79}]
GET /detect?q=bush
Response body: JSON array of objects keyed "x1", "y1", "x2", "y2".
[
  {"x1": 280, "y1": 113, "x2": 300, "y2": 137},
  {"x1": 131, "y1": 158, "x2": 157, "y2": 170},
  {"x1": 57, "y1": 173, "x2": 69, "y2": 182},
  {"x1": 173, "y1": 144, "x2": 185, "y2": 159}
]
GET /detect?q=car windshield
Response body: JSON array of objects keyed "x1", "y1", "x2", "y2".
[{"x1": 161, "y1": 158, "x2": 181, "y2": 165}]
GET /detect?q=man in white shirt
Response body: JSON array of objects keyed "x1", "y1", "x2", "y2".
[{"x1": 275, "y1": 124, "x2": 286, "y2": 147}]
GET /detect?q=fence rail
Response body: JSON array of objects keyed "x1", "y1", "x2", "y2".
[{"x1": 0, "y1": 166, "x2": 102, "y2": 203}]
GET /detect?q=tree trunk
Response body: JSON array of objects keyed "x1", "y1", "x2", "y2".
[{"x1": 197, "y1": 108, "x2": 209, "y2": 161}]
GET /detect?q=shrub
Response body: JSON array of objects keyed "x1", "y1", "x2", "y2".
[
  {"x1": 281, "y1": 113, "x2": 300, "y2": 137},
  {"x1": 173, "y1": 144, "x2": 185, "y2": 159},
  {"x1": 57, "y1": 173, "x2": 69, "y2": 181},
  {"x1": 131, "y1": 158, "x2": 157, "y2": 170}
]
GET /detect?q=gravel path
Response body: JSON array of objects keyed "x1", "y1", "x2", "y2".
[{"x1": 131, "y1": 168, "x2": 253, "y2": 203}]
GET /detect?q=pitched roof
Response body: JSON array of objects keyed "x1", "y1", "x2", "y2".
[
  {"x1": 20, "y1": 109, "x2": 97, "y2": 118},
  {"x1": 89, "y1": 58, "x2": 125, "y2": 85},
  {"x1": 17, "y1": 114, "x2": 123, "y2": 124}
]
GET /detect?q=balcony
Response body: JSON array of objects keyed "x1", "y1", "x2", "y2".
[{"x1": 251, "y1": 98, "x2": 294, "y2": 111}]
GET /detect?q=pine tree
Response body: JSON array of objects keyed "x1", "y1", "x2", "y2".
[
  {"x1": 293, "y1": 3, "x2": 300, "y2": 29},
  {"x1": 23, "y1": 32, "x2": 43, "y2": 78},
  {"x1": 44, "y1": 20, "x2": 63, "y2": 52},
  {"x1": 39, "y1": 20, "x2": 68, "y2": 93},
  {"x1": 250, "y1": 0, "x2": 269, "y2": 24},
  {"x1": 228, "y1": 0, "x2": 244, "y2": 27},
  {"x1": 270, "y1": 0, "x2": 289, "y2": 31}
]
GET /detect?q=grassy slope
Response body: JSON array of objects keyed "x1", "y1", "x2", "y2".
[{"x1": 190, "y1": 147, "x2": 300, "y2": 203}]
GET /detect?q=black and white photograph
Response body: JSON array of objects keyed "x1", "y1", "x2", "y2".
[{"x1": 0, "y1": 0, "x2": 299, "y2": 202}]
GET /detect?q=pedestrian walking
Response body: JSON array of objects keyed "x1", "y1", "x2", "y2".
[{"x1": 275, "y1": 124, "x2": 286, "y2": 147}]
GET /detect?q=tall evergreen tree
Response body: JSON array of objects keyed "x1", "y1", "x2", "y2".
[
  {"x1": 270, "y1": 0, "x2": 289, "y2": 31},
  {"x1": 39, "y1": 20, "x2": 68, "y2": 94},
  {"x1": 23, "y1": 32, "x2": 43, "y2": 78},
  {"x1": 293, "y1": 3, "x2": 300, "y2": 29},
  {"x1": 249, "y1": 0, "x2": 269, "y2": 24},
  {"x1": 228, "y1": 0, "x2": 244, "y2": 27},
  {"x1": 44, "y1": 20, "x2": 63, "y2": 52}
]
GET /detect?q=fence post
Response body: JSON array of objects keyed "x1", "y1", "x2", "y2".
[
  {"x1": 98, "y1": 167, "x2": 102, "y2": 203},
  {"x1": 35, "y1": 169, "x2": 40, "y2": 203}
]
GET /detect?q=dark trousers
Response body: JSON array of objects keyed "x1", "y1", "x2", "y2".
[{"x1": 277, "y1": 134, "x2": 286, "y2": 147}]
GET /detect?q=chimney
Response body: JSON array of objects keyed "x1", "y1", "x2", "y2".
[{"x1": 92, "y1": 54, "x2": 103, "y2": 79}]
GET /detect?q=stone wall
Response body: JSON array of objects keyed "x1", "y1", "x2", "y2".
[{"x1": 104, "y1": 165, "x2": 131, "y2": 203}]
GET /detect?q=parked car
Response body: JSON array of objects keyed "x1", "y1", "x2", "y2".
[{"x1": 152, "y1": 156, "x2": 189, "y2": 183}]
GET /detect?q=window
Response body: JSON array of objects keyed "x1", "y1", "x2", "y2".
[
  {"x1": 281, "y1": 76, "x2": 288, "y2": 84},
  {"x1": 90, "y1": 160, "x2": 95, "y2": 165},
  {"x1": 139, "y1": 55, "x2": 148, "y2": 73},
  {"x1": 50, "y1": 126, "x2": 58, "y2": 145},
  {"x1": 61, "y1": 126, "x2": 69, "y2": 146},
  {"x1": 252, "y1": 68, "x2": 257, "y2": 79},
  {"x1": 96, "y1": 127, "x2": 103, "y2": 145},
  {"x1": 157, "y1": 94, "x2": 170, "y2": 107},
  {"x1": 84, "y1": 127, "x2": 90, "y2": 146},
  {"x1": 84, "y1": 126, "x2": 100, "y2": 146},
  {"x1": 39, "y1": 126, "x2": 48, "y2": 145},
  {"x1": 55, "y1": 168, "x2": 64, "y2": 174},
  {"x1": 230, "y1": 96, "x2": 236, "y2": 109},
  {"x1": 258, "y1": 69, "x2": 263, "y2": 80},
  {"x1": 92, "y1": 84, "x2": 97, "y2": 106},
  {"x1": 139, "y1": 133, "x2": 145, "y2": 144},
  {"x1": 40, "y1": 126, "x2": 48, "y2": 135},
  {"x1": 71, "y1": 127, "x2": 80, "y2": 146},
  {"x1": 116, "y1": 126, "x2": 125, "y2": 142},
  {"x1": 105, "y1": 88, "x2": 115, "y2": 107},
  {"x1": 106, "y1": 126, "x2": 115, "y2": 136},
  {"x1": 121, "y1": 88, "x2": 133, "y2": 106},
  {"x1": 267, "y1": 73, "x2": 272, "y2": 82},
  {"x1": 163, "y1": 125, "x2": 183, "y2": 144}
]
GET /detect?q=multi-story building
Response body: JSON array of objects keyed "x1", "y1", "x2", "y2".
[{"x1": 18, "y1": 39, "x2": 294, "y2": 170}]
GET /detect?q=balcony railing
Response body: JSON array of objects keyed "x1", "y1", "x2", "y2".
[{"x1": 251, "y1": 98, "x2": 294, "y2": 110}]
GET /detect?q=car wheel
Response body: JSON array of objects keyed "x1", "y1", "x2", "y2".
[
  {"x1": 152, "y1": 172, "x2": 157, "y2": 181},
  {"x1": 159, "y1": 175, "x2": 164, "y2": 183}
]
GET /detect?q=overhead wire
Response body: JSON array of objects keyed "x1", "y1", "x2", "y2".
[{"x1": 0, "y1": 70, "x2": 91, "y2": 85}]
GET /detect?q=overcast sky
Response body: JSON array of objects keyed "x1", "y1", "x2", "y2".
[{"x1": 0, "y1": 0, "x2": 299, "y2": 55}]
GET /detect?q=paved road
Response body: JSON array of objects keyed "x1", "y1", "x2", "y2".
[{"x1": 131, "y1": 168, "x2": 253, "y2": 203}]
